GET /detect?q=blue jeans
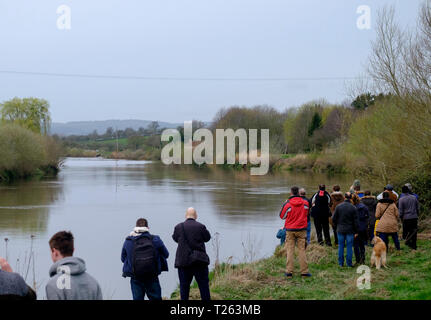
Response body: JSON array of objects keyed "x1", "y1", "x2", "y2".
[
  {"x1": 306, "y1": 221, "x2": 311, "y2": 244},
  {"x1": 130, "y1": 277, "x2": 162, "y2": 300},
  {"x1": 338, "y1": 233, "x2": 354, "y2": 267}
]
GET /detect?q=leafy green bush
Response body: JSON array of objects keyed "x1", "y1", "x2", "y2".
[{"x1": 0, "y1": 124, "x2": 61, "y2": 181}]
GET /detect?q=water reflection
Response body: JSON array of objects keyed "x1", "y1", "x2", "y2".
[{"x1": 0, "y1": 181, "x2": 64, "y2": 236}]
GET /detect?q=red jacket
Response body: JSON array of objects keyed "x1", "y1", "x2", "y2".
[{"x1": 279, "y1": 196, "x2": 309, "y2": 231}]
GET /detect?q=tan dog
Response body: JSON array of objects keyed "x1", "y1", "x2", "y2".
[{"x1": 370, "y1": 236, "x2": 387, "y2": 269}]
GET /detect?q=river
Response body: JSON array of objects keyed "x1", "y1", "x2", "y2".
[{"x1": 0, "y1": 157, "x2": 354, "y2": 299}]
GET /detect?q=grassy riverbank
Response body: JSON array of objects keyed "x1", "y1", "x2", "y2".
[{"x1": 171, "y1": 233, "x2": 431, "y2": 300}]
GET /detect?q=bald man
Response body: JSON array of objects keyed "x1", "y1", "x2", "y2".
[{"x1": 172, "y1": 207, "x2": 211, "y2": 300}]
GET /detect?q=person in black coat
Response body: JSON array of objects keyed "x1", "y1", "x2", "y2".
[
  {"x1": 172, "y1": 207, "x2": 211, "y2": 300},
  {"x1": 311, "y1": 184, "x2": 332, "y2": 246}
]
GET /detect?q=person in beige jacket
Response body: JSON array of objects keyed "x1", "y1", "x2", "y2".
[{"x1": 375, "y1": 192, "x2": 401, "y2": 251}]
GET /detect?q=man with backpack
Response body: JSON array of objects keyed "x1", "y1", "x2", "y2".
[
  {"x1": 311, "y1": 184, "x2": 333, "y2": 246},
  {"x1": 121, "y1": 218, "x2": 169, "y2": 300}
]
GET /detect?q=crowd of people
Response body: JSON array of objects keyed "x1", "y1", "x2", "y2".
[
  {"x1": 0, "y1": 207, "x2": 211, "y2": 300},
  {"x1": 278, "y1": 180, "x2": 420, "y2": 276},
  {"x1": 0, "y1": 180, "x2": 421, "y2": 300}
]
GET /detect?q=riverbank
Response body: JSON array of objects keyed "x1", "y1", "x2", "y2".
[
  {"x1": 0, "y1": 124, "x2": 62, "y2": 182},
  {"x1": 171, "y1": 233, "x2": 431, "y2": 300}
]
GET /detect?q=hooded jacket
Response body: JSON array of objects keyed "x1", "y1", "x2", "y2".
[
  {"x1": 279, "y1": 195, "x2": 309, "y2": 231},
  {"x1": 46, "y1": 257, "x2": 103, "y2": 300},
  {"x1": 121, "y1": 227, "x2": 169, "y2": 278},
  {"x1": 375, "y1": 199, "x2": 399, "y2": 233}
]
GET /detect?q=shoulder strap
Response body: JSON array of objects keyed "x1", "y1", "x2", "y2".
[
  {"x1": 380, "y1": 203, "x2": 390, "y2": 218},
  {"x1": 181, "y1": 223, "x2": 191, "y2": 249}
]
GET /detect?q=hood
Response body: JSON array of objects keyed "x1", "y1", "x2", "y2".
[
  {"x1": 378, "y1": 198, "x2": 394, "y2": 204},
  {"x1": 331, "y1": 191, "x2": 344, "y2": 202},
  {"x1": 362, "y1": 195, "x2": 376, "y2": 200},
  {"x1": 129, "y1": 226, "x2": 150, "y2": 237},
  {"x1": 288, "y1": 196, "x2": 306, "y2": 207},
  {"x1": 49, "y1": 256, "x2": 86, "y2": 277}
]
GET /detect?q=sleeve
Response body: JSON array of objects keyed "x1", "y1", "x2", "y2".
[
  {"x1": 24, "y1": 286, "x2": 37, "y2": 300},
  {"x1": 96, "y1": 283, "x2": 103, "y2": 300},
  {"x1": 121, "y1": 240, "x2": 127, "y2": 263},
  {"x1": 332, "y1": 208, "x2": 338, "y2": 227},
  {"x1": 394, "y1": 205, "x2": 399, "y2": 218},
  {"x1": 172, "y1": 225, "x2": 179, "y2": 243},
  {"x1": 202, "y1": 226, "x2": 211, "y2": 243},
  {"x1": 157, "y1": 237, "x2": 170, "y2": 259},
  {"x1": 375, "y1": 204, "x2": 382, "y2": 219},
  {"x1": 279, "y1": 201, "x2": 291, "y2": 220},
  {"x1": 398, "y1": 199, "x2": 404, "y2": 219},
  {"x1": 364, "y1": 206, "x2": 369, "y2": 220},
  {"x1": 353, "y1": 207, "x2": 360, "y2": 233},
  {"x1": 311, "y1": 194, "x2": 317, "y2": 205}
]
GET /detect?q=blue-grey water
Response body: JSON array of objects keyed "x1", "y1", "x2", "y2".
[{"x1": 0, "y1": 158, "x2": 354, "y2": 299}]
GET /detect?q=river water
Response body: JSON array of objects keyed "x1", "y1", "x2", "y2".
[{"x1": 0, "y1": 157, "x2": 354, "y2": 299}]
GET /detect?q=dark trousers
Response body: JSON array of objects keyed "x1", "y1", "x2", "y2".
[
  {"x1": 354, "y1": 231, "x2": 367, "y2": 264},
  {"x1": 403, "y1": 218, "x2": 418, "y2": 250},
  {"x1": 377, "y1": 232, "x2": 401, "y2": 251},
  {"x1": 130, "y1": 277, "x2": 162, "y2": 300},
  {"x1": 368, "y1": 217, "x2": 376, "y2": 244},
  {"x1": 178, "y1": 265, "x2": 211, "y2": 301},
  {"x1": 314, "y1": 216, "x2": 332, "y2": 246}
]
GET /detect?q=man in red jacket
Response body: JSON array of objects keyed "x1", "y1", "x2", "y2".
[{"x1": 279, "y1": 186, "x2": 312, "y2": 278}]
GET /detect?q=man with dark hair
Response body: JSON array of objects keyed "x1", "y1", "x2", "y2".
[
  {"x1": 311, "y1": 184, "x2": 332, "y2": 246},
  {"x1": 121, "y1": 218, "x2": 169, "y2": 300},
  {"x1": 46, "y1": 231, "x2": 102, "y2": 300},
  {"x1": 332, "y1": 192, "x2": 359, "y2": 267},
  {"x1": 399, "y1": 183, "x2": 419, "y2": 200},
  {"x1": 279, "y1": 186, "x2": 311, "y2": 278},
  {"x1": 399, "y1": 185, "x2": 419, "y2": 250},
  {"x1": 0, "y1": 257, "x2": 36, "y2": 300}
]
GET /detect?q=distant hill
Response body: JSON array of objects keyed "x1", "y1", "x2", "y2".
[{"x1": 50, "y1": 119, "x2": 183, "y2": 136}]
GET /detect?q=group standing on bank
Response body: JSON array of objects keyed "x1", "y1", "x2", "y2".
[
  {"x1": 278, "y1": 180, "x2": 420, "y2": 276},
  {"x1": 0, "y1": 180, "x2": 421, "y2": 300}
]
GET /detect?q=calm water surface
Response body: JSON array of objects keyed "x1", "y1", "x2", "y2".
[{"x1": 0, "y1": 158, "x2": 356, "y2": 299}]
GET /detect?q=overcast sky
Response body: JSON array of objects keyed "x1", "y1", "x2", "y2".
[{"x1": 0, "y1": 0, "x2": 421, "y2": 123}]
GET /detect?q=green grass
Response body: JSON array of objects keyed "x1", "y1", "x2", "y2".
[{"x1": 171, "y1": 238, "x2": 431, "y2": 300}]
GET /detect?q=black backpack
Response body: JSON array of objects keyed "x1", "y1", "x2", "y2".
[{"x1": 132, "y1": 235, "x2": 158, "y2": 280}]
